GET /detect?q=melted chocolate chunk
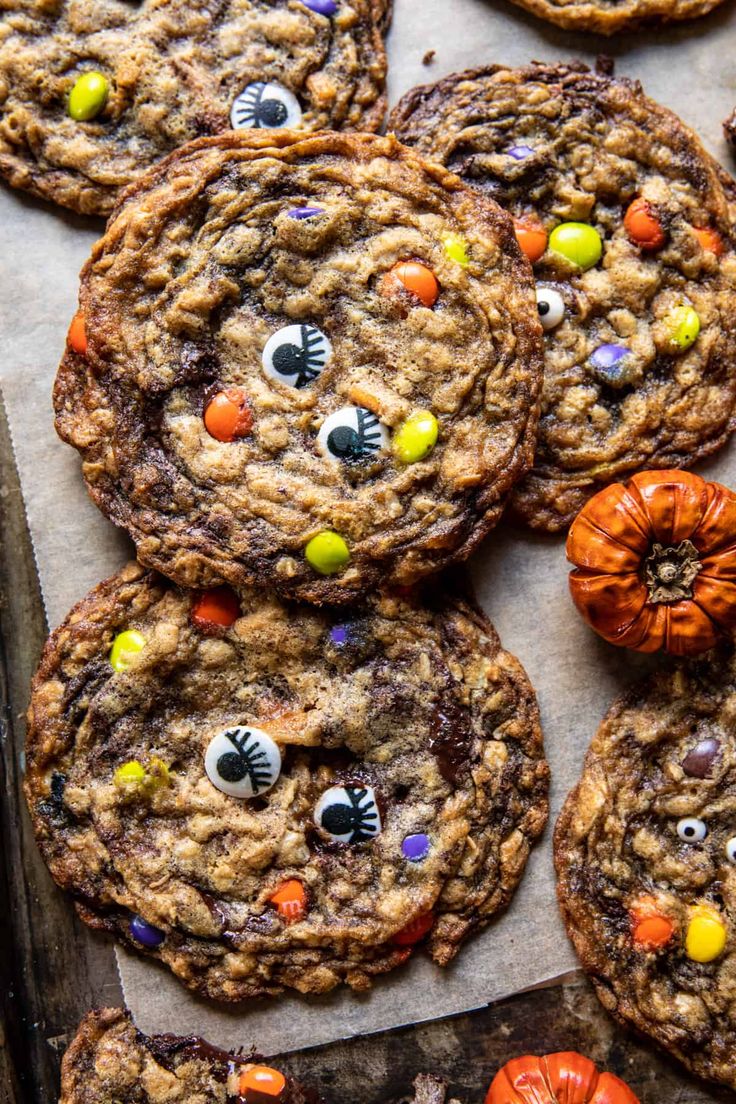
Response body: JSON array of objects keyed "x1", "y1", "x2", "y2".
[
  {"x1": 429, "y1": 691, "x2": 472, "y2": 785},
  {"x1": 682, "y1": 737, "x2": 721, "y2": 777}
]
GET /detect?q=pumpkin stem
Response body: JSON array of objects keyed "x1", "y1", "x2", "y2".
[{"x1": 644, "y1": 539, "x2": 702, "y2": 603}]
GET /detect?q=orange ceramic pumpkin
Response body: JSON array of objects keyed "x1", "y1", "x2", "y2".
[
  {"x1": 486, "y1": 1052, "x2": 639, "y2": 1104},
  {"x1": 567, "y1": 470, "x2": 736, "y2": 655}
]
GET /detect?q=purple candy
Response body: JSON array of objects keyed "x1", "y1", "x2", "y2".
[
  {"x1": 301, "y1": 0, "x2": 338, "y2": 12},
  {"x1": 130, "y1": 915, "x2": 165, "y2": 948},
  {"x1": 507, "y1": 145, "x2": 534, "y2": 160},
  {"x1": 402, "y1": 833, "x2": 430, "y2": 862},
  {"x1": 329, "y1": 624, "x2": 349, "y2": 646},
  {"x1": 287, "y1": 205, "x2": 325, "y2": 220},
  {"x1": 589, "y1": 343, "x2": 631, "y2": 383}
]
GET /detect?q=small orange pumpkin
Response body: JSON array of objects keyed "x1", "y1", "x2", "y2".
[
  {"x1": 567, "y1": 470, "x2": 736, "y2": 655},
  {"x1": 486, "y1": 1053, "x2": 639, "y2": 1104}
]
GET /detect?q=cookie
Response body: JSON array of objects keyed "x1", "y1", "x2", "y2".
[
  {"x1": 390, "y1": 63, "x2": 736, "y2": 532},
  {"x1": 54, "y1": 130, "x2": 543, "y2": 605},
  {"x1": 495, "y1": 0, "x2": 723, "y2": 34},
  {"x1": 26, "y1": 562, "x2": 548, "y2": 1002},
  {"x1": 0, "y1": 0, "x2": 388, "y2": 216},
  {"x1": 555, "y1": 650, "x2": 736, "y2": 1090}
]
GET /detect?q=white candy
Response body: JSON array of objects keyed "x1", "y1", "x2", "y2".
[
  {"x1": 317, "y1": 406, "x2": 389, "y2": 462},
  {"x1": 204, "y1": 726, "x2": 281, "y2": 799},
  {"x1": 314, "y1": 785, "x2": 381, "y2": 843},
  {"x1": 230, "y1": 82, "x2": 302, "y2": 130},
  {"x1": 262, "y1": 324, "x2": 332, "y2": 389},
  {"x1": 726, "y1": 837, "x2": 736, "y2": 863},
  {"x1": 676, "y1": 816, "x2": 707, "y2": 842},
  {"x1": 535, "y1": 286, "x2": 565, "y2": 331}
]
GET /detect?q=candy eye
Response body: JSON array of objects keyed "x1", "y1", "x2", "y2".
[
  {"x1": 535, "y1": 286, "x2": 565, "y2": 331},
  {"x1": 314, "y1": 785, "x2": 382, "y2": 844},
  {"x1": 677, "y1": 816, "x2": 707, "y2": 842},
  {"x1": 204, "y1": 726, "x2": 281, "y2": 799},
  {"x1": 317, "y1": 406, "x2": 389, "y2": 462},
  {"x1": 262, "y1": 324, "x2": 332, "y2": 389},
  {"x1": 230, "y1": 82, "x2": 302, "y2": 130},
  {"x1": 726, "y1": 837, "x2": 736, "y2": 863}
]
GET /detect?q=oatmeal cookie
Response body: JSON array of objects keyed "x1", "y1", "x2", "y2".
[
  {"x1": 26, "y1": 562, "x2": 548, "y2": 1002},
  {"x1": 54, "y1": 130, "x2": 542, "y2": 604},
  {"x1": 555, "y1": 650, "x2": 736, "y2": 1090},
  {"x1": 0, "y1": 0, "x2": 388, "y2": 216},
  {"x1": 391, "y1": 63, "x2": 736, "y2": 532}
]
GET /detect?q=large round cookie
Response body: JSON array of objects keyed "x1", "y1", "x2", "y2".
[
  {"x1": 499, "y1": 0, "x2": 723, "y2": 35},
  {"x1": 60, "y1": 1007, "x2": 459, "y2": 1104},
  {"x1": 54, "y1": 131, "x2": 543, "y2": 605},
  {"x1": 26, "y1": 563, "x2": 548, "y2": 1002},
  {"x1": 0, "y1": 0, "x2": 388, "y2": 217},
  {"x1": 391, "y1": 63, "x2": 736, "y2": 533},
  {"x1": 555, "y1": 651, "x2": 736, "y2": 1091}
]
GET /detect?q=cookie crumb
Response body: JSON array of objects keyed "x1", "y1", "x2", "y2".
[
  {"x1": 422, "y1": 49, "x2": 436, "y2": 65},
  {"x1": 595, "y1": 54, "x2": 615, "y2": 75}
]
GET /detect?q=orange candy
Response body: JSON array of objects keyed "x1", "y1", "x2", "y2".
[
  {"x1": 269, "y1": 880, "x2": 307, "y2": 922},
  {"x1": 67, "y1": 311, "x2": 88, "y2": 355},
  {"x1": 694, "y1": 226, "x2": 725, "y2": 256},
  {"x1": 239, "y1": 1066, "x2": 287, "y2": 1104},
  {"x1": 630, "y1": 899, "x2": 674, "y2": 949},
  {"x1": 392, "y1": 911, "x2": 434, "y2": 946},
  {"x1": 384, "y1": 261, "x2": 439, "y2": 308},
  {"x1": 513, "y1": 218, "x2": 548, "y2": 263},
  {"x1": 624, "y1": 197, "x2": 666, "y2": 251},
  {"x1": 204, "y1": 388, "x2": 253, "y2": 442},
  {"x1": 190, "y1": 586, "x2": 240, "y2": 633}
]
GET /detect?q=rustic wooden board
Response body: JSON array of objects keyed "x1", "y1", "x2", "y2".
[{"x1": 0, "y1": 396, "x2": 729, "y2": 1104}]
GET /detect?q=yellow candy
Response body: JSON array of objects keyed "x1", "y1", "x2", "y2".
[
  {"x1": 304, "y1": 531, "x2": 350, "y2": 575},
  {"x1": 109, "y1": 629, "x2": 146, "y2": 671},
  {"x1": 665, "y1": 304, "x2": 701, "y2": 352},
  {"x1": 685, "y1": 904, "x2": 727, "y2": 963},
  {"x1": 393, "y1": 411, "x2": 439, "y2": 464},
  {"x1": 442, "y1": 232, "x2": 469, "y2": 267},
  {"x1": 68, "y1": 71, "x2": 109, "y2": 121},
  {"x1": 114, "y1": 760, "x2": 146, "y2": 791},
  {"x1": 147, "y1": 757, "x2": 171, "y2": 790}
]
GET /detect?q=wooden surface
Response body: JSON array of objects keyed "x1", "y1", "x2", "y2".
[{"x1": 0, "y1": 396, "x2": 731, "y2": 1104}]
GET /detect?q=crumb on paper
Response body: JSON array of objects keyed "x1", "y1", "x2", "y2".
[
  {"x1": 595, "y1": 54, "x2": 615, "y2": 76},
  {"x1": 422, "y1": 49, "x2": 436, "y2": 65}
]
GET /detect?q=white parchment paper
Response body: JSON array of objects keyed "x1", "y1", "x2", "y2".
[{"x1": 2, "y1": 0, "x2": 736, "y2": 1055}]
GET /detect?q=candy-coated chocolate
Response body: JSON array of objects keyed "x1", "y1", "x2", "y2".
[
  {"x1": 304, "y1": 530, "x2": 350, "y2": 574},
  {"x1": 535, "y1": 286, "x2": 565, "y2": 331},
  {"x1": 269, "y1": 880, "x2": 307, "y2": 921},
  {"x1": 329, "y1": 623, "x2": 350, "y2": 646},
  {"x1": 129, "y1": 914, "x2": 165, "y2": 947},
  {"x1": 385, "y1": 260, "x2": 439, "y2": 308},
  {"x1": 262, "y1": 323, "x2": 332, "y2": 388},
  {"x1": 589, "y1": 343, "x2": 631, "y2": 384},
  {"x1": 694, "y1": 226, "x2": 725, "y2": 256},
  {"x1": 681, "y1": 737, "x2": 720, "y2": 777},
  {"x1": 664, "y1": 304, "x2": 700, "y2": 352},
  {"x1": 191, "y1": 586, "x2": 241, "y2": 632},
  {"x1": 287, "y1": 205, "x2": 324, "y2": 220},
  {"x1": 239, "y1": 1066, "x2": 287, "y2": 1104},
  {"x1": 685, "y1": 904, "x2": 727, "y2": 962},
  {"x1": 147, "y1": 757, "x2": 171, "y2": 789},
  {"x1": 204, "y1": 389, "x2": 253, "y2": 442},
  {"x1": 114, "y1": 760, "x2": 146, "y2": 789},
  {"x1": 549, "y1": 222, "x2": 602, "y2": 270},
  {"x1": 402, "y1": 832, "x2": 430, "y2": 861},
  {"x1": 109, "y1": 629, "x2": 145, "y2": 671},
  {"x1": 624, "y1": 197, "x2": 666, "y2": 251},
  {"x1": 230, "y1": 82, "x2": 302, "y2": 130},
  {"x1": 393, "y1": 410, "x2": 439, "y2": 464},
  {"x1": 632, "y1": 912, "x2": 674, "y2": 950},
  {"x1": 507, "y1": 144, "x2": 534, "y2": 159},
  {"x1": 301, "y1": 0, "x2": 337, "y2": 12},
  {"x1": 393, "y1": 911, "x2": 434, "y2": 945},
  {"x1": 314, "y1": 784, "x2": 381, "y2": 843},
  {"x1": 442, "y1": 231, "x2": 469, "y2": 266},
  {"x1": 68, "y1": 71, "x2": 109, "y2": 121},
  {"x1": 67, "y1": 311, "x2": 87, "y2": 355},
  {"x1": 204, "y1": 726, "x2": 281, "y2": 799},
  {"x1": 513, "y1": 218, "x2": 547, "y2": 263}
]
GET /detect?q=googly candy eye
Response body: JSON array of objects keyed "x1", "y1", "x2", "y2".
[
  {"x1": 677, "y1": 816, "x2": 707, "y2": 842},
  {"x1": 262, "y1": 324, "x2": 332, "y2": 389},
  {"x1": 726, "y1": 837, "x2": 736, "y2": 864},
  {"x1": 317, "y1": 406, "x2": 389, "y2": 463},
  {"x1": 314, "y1": 784, "x2": 382, "y2": 843},
  {"x1": 230, "y1": 82, "x2": 302, "y2": 130},
  {"x1": 204, "y1": 726, "x2": 281, "y2": 799},
  {"x1": 535, "y1": 286, "x2": 565, "y2": 331}
]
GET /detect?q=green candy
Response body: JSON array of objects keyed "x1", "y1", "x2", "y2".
[
  {"x1": 393, "y1": 410, "x2": 439, "y2": 464},
  {"x1": 665, "y1": 304, "x2": 701, "y2": 352},
  {"x1": 68, "y1": 71, "x2": 109, "y2": 121},
  {"x1": 305, "y1": 531, "x2": 350, "y2": 575},
  {"x1": 548, "y1": 222, "x2": 602, "y2": 271},
  {"x1": 109, "y1": 629, "x2": 146, "y2": 671},
  {"x1": 442, "y1": 232, "x2": 469, "y2": 267}
]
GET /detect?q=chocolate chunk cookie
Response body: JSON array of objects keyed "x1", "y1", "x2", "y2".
[
  {"x1": 391, "y1": 64, "x2": 736, "y2": 532},
  {"x1": 555, "y1": 650, "x2": 736, "y2": 1091},
  {"x1": 0, "y1": 0, "x2": 388, "y2": 217},
  {"x1": 501, "y1": 0, "x2": 723, "y2": 34},
  {"x1": 26, "y1": 562, "x2": 548, "y2": 1002},
  {"x1": 54, "y1": 131, "x2": 542, "y2": 604},
  {"x1": 60, "y1": 1008, "x2": 460, "y2": 1104}
]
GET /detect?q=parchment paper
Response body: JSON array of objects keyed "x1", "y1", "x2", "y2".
[{"x1": 2, "y1": 0, "x2": 736, "y2": 1055}]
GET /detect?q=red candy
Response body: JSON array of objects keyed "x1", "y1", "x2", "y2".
[
  {"x1": 383, "y1": 261, "x2": 439, "y2": 308},
  {"x1": 68, "y1": 311, "x2": 87, "y2": 355},
  {"x1": 392, "y1": 911, "x2": 434, "y2": 946},
  {"x1": 191, "y1": 586, "x2": 240, "y2": 633},
  {"x1": 624, "y1": 197, "x2": 666, "y2": 251},
  {"x1": 204, "y1": 388, "x2": 253, "y2": 442},
  {"x1": 694, "y1": 226, "x2": 725, "y2": 256},
  {"x1": 269, "y1": 880, "x2": 307, "y2": 922},
  {"x1": 513, "y1": 218, "x2": 548, "y2": 263},
  {"x1": 239, "y1": 1066, "x2": 287, "y2": 1104}
]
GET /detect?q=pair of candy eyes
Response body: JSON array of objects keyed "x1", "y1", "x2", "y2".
[{"x1": 677, "y1": 817, "x2": 736, "y2": 861}]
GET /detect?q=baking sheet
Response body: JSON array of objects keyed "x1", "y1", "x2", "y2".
[{"x1": 2, "y1": 0, "x2": 736, "y2": 1055}]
